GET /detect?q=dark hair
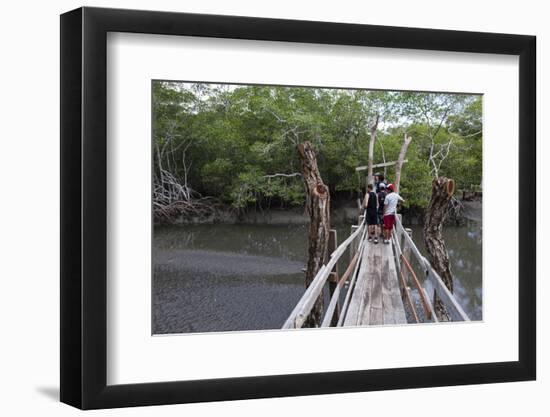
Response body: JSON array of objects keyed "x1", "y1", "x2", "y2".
[
  {"x1": 378, "y1": 174, "x2": 385, "y2": 182},
  {"x1": 367, "y1": 184, "x2": 373, "y2": 190}
]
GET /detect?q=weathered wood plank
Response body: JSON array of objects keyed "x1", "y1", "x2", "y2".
[
  {"x1": 348, "y1": 243, "x2": 381, "y2": 326},
  {"x1": 384, "y1": 250, "x2": 407, "y2": 324},
  {"x1": 321, "y1": 283, "x2": 341, "y2": 328},
  {"x1": 354, "y1": 247, "x2": 376, "y2": 325},
  {"x1": 343, "y1": 239, "x2": 407, "y2": 327},
  {"x1": 337, "y1": 227, "x2": 369, "y2": 326},
  {"x1": 370, "y1": 255, "x2": 383, "y2": 310},
  {"x1": 382, "y1": 257, "x2": 397, "y2": 325},
  {"x1": 342, "y1": 243, "x2": 371, "y2": 326},
  {"x1": 382, "y1": 293, "x2": 396, "y2": 324},
  {"x1": 369, "y1": 307, "x2": 383, "y2": 325}
]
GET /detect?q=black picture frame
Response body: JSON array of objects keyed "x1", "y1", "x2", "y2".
[{"x1": 60, "y1": 6, "x2": 536, "y2": 410}]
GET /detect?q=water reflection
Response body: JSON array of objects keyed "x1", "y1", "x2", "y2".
[{"x1": 407, "y1": 220, "x2": 482, "y2": 320}]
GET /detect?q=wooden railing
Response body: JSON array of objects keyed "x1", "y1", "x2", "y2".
[
  {"x1": 393, "y1": 217, "x2": 470, "y2": 322},
  {"x1": 282, "y1": 214, "x2": 469, "y2": 329},
  {"x1": 282, "y1": 218, "x2": 366, "y2": 329}
]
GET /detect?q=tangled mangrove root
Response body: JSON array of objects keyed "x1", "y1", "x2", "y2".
[{"x1": 153, "y1": 169, "x2": 220, "y2": 223}]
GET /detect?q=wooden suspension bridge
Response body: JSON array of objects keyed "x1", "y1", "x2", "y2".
[{"x1": 282, "y1": 214, "x2": 470, "y2": 329}]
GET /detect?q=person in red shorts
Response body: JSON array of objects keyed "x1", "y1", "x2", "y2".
[{"x1": 382, "y1": 183, "x2": 404, "y2": 244}]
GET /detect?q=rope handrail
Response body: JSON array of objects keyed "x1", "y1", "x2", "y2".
[
  {"x1": 401, "y1": 253, "x2": 435, "y2": 321},
  {"x1": 391, "y1": 231, "x2": 420, "y2": 323},
  {"x1": 394, "y1": 217, "x2": 470, "y2": 322}
]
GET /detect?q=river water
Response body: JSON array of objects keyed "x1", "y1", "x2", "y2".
[{"x1": 153, "y1": 220, "x2": 482, "y2": 334}]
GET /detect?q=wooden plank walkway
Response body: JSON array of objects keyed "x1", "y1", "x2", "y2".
[
  {"x1": 343, "y1": 240, "x2": 407, "y2": 326},
  {"x1": 282, "y1": 217, "x2": 469, "y2": 329}
]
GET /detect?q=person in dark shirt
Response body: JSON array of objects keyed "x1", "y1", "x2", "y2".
[
  {"x1": 377, "y1": 183, "x2": 387, "y2": 239},
  {"x1": 363, "y1": 183, "x2": 379, "y2": 244},
  {"x1": 374, "y1": 173, "x2": 387, "y2": 193}
]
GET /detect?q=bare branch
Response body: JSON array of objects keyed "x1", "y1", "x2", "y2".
[{"x1": 263, "y1": 173, "x2": 302, "y2": 179}]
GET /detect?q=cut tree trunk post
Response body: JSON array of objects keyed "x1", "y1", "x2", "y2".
[
  {"x1": 297, "y1": 141, "x2": 331, "y2": 327},
  {"x1": 394, "y1": 133, "x2": 412, "y2": 194},
  {"x1": 423, "y1": 177, "x2": 456, "y2": 320},
  {"x1": 366, "y1": 114, "x2": 379, "y2": 187}
]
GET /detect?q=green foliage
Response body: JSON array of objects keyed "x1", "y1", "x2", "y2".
[
  {"x1": 200, "y1": 158, "x2": 233, "y2": 196},
  {"x1": 153, "y1": 81, "x2": 482, "y2": 211},
  {"x1": 230, "y1": 168, "x2": 305, "y2": 209}
]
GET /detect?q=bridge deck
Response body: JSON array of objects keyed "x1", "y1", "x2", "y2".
[{"x1": 343, "y1": 240, "x2": 407, "y2": 326}]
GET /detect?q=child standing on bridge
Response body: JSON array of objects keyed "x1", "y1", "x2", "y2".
[
  {"x1": 363, "y1": 184, "x2": 379, "y2": 244},
  {"x1": 383, "y1": 183, "x2": 404, "y2": 244}
]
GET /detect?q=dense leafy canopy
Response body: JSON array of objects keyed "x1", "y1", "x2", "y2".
[{"x1": 153, "y1": 82, "x2": 482, "y2": 210}]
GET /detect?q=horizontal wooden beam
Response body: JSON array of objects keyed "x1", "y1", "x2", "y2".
[{"x1": 355, "y1": 160, "x2": 408, "y2": 172}]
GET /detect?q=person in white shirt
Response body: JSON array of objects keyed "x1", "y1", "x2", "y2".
[{"x1": 382, "y1": 183, "x2": 404, "y2": 244}]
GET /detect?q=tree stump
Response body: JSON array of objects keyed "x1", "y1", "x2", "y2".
[
  {"x1": 423, "y1": 177, "x2": 455, "y2": 320},
  {"x1": 297, "y1": 142, "x2": 330, "y2": 327}
]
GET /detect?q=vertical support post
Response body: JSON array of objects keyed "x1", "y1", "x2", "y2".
[
  {"x1": 394, "y1": 214, "x2": 404, "y2": 276},
  {"x1": 350, "y1": 225, "x2": 359, "y2": 264},
  {"x1": 328, "y1": 229, "x2": 340, "y2": 326},
  {"x1": 401, "y1": 228, "x2": 412, "y2": 284},
  {"x1": 328, "y1": 230, "x2": 339, "y2": 281}
]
